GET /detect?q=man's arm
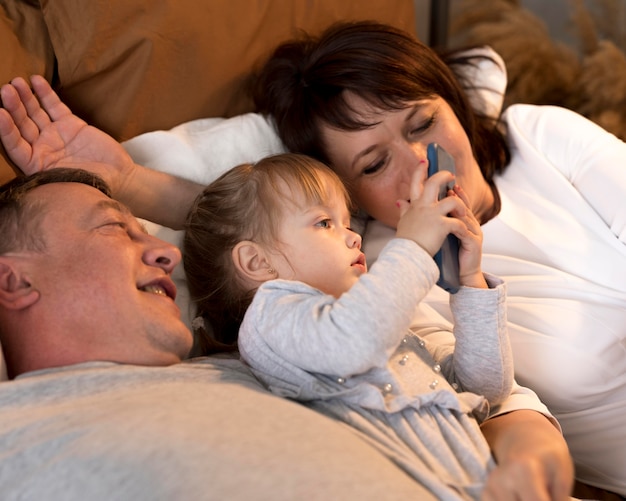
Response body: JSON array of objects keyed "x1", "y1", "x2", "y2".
[{"x1": 0, "y1": 75, "x2": 202, "y2": 229}]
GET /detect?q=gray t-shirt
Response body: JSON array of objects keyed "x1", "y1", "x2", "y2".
[{"x1": 0, "y1": 357, "x2": 438, "y2": 500}]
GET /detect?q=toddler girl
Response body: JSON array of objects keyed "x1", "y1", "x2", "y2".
[{"x1": 184, "y1": 152, "x2": 513, "y2": 500}]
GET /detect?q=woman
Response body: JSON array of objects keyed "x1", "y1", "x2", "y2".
[
  {"x1": 251, "y1": 21, "x2": 626, "y2": 497},
  {"x1": 0, "y1": 39, "x2": 580, "y2": 501}
]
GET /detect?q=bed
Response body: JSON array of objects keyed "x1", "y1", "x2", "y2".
[{"x1": 0, "y1": 1, "x2": 451, "y2": 499}]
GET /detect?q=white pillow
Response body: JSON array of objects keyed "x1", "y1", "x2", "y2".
[
  {"x1": 122, "y1": 113, "x2": 286, "y2": 186},
  {"x1": 452, "y1": 46, "x2": 507, "y2": 120},
  {"x1": 122, "y1": 113, "x2": 286, "y2": 330}
]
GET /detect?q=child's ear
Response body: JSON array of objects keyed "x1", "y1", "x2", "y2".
[
  {"x1": 0, "y1": 258, "x2": 40, "y2": 310},
  {"x1": 232, "y1": 241, "x2": 275, "y2": 284}
]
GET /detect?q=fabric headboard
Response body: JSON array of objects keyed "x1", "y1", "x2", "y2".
[{"x1": 0, "y1": 0, "x2": 417, "y2": 184}]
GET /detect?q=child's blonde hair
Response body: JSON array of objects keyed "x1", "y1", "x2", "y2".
[{"x1": 183, "y1": 153, "x2": 352, "y2": 354}]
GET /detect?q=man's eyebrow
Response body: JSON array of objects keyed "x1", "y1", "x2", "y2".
[
  {"x1": 86, "y1": 199, "x2": 148, "y2": 234},
  {"x1": 95, "y1": 199, "x2": 131, "y2": 215}
]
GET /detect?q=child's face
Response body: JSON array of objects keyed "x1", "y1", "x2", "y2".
[{"x1": 270, "y1": 178, "x2": 366, "y2": 298}]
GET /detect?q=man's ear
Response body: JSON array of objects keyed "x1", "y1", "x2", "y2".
[
  {"x1": 0, "y1": 257, "x2": 40, "y2": 310},
  {"x1": 232, "y1": 241, "x2": 275, "y2": 284}
]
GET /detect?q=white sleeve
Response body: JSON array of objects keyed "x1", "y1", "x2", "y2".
[
  {"x1": 488, "y1": 381, "x2": 562, "y2": 432},
  {"x1": 505, "y1": 104, "x2": 626, "y2": 242}
]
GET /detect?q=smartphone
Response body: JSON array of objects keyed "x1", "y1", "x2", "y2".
[{"x1": 426, "y1": 142, "x2": 460, "y2": 294}]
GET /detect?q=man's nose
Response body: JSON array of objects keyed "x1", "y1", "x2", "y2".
[{"x1": 144, "y1": 236, "x2": 182, "y2": 273}]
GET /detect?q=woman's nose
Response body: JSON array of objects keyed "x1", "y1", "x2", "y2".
[{"x1": 401, "y1": 144, "x2": 427, "y2": 179}]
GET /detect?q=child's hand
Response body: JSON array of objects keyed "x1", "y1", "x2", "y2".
[
  {"x1": 395, "y1": 166, "x2": 466, "y2": 255},
  {"x1": 396, "y1": 168, "x2": 487, "y2": 289},
  {"x1": 448, "y1": 184, "x2": 488, "y2": 289}
]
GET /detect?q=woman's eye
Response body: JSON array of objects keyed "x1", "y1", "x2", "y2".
[
  {"x1": 410, "y1": 115, "x2": 435, "y2": 136},
  {"x1": 362, "y1": 157, "x2": 387, "y2": 176}
]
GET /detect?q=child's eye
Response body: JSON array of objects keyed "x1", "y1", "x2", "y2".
[{"x1": 315, "y1": 219, "x2": 332, "y2": 229}]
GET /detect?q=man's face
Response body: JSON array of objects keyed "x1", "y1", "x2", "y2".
[{"x1": 25, "y1": 183, "x2": 193, "y2": 365}]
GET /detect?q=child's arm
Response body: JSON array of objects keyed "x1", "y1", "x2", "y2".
[
  {"x1": 448, "y1": 275, "x2": 513, "y2": 405},
  {"x1": 410, "y1": 278, "x2": 513, "y2": 407},
  {"x1": 445, "y1": 184, "x2": 513, "y2": 404},
  {"x1": 398, "y1": 171, "x2": 513, "y2": 404},
  {"x1": 239, "y1": 238, "x2": 438, "y2": 378}
]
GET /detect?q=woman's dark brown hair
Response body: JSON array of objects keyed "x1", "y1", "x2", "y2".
[{"x1": 253, "y1": 20, "x2": 510, "y2": 215}]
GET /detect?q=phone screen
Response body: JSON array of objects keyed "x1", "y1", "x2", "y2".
[{"x1": 426, "y1": 143, "x2": 460, "y2": 294}]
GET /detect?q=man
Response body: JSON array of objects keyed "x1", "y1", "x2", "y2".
[{"x1": 0, "y1": 168, "x2": 440, "y2": 500}]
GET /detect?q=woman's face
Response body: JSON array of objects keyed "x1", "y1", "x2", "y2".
[{"x1": 320, "y1": 94, "x2": 494, "y2": 228}]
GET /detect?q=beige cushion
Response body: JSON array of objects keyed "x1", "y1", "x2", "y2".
[
  {"x1": 0, "y1": 0, "x2": 54, "y2": 184},
  {"x1": 42, "y1": 0, "x2": 415, "y2": 140},
  {"x1": 1, "y1": 0, "x2": 416, "y2": 183}
]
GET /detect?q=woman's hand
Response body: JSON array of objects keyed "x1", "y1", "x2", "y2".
[{"x1": 481, "y1": 410, "x2": 575, "y2": 501}]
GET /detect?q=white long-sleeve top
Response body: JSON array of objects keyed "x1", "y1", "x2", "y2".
[{"x1": 363, "y1": 104, "x2": 626, "y2": 495}]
